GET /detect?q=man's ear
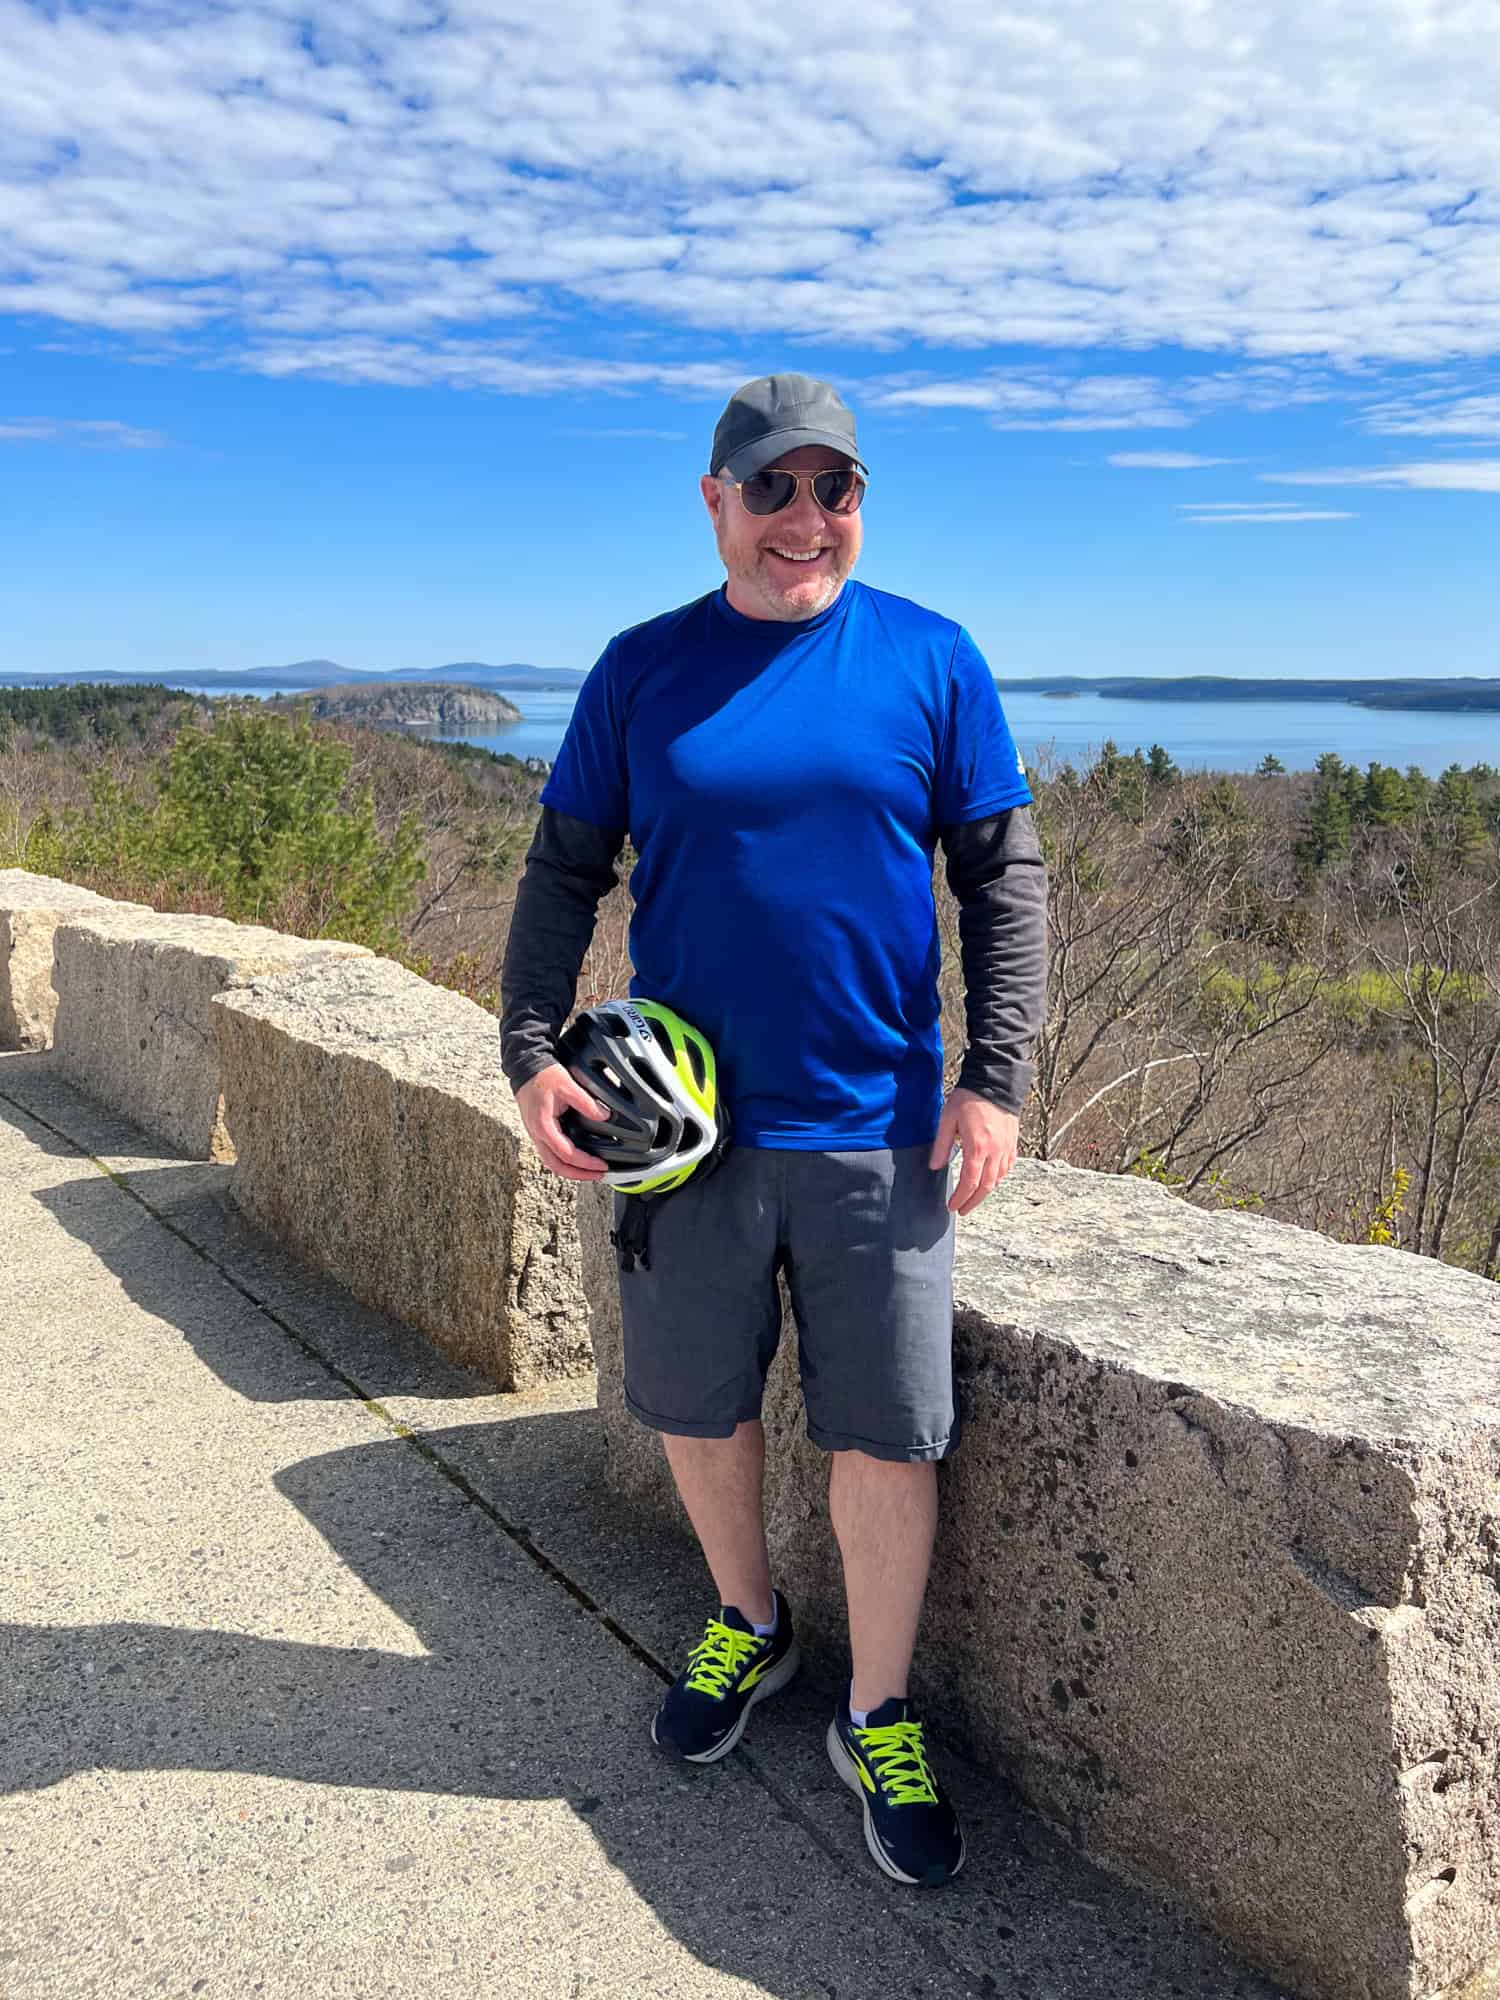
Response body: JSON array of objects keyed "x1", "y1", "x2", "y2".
[{"x1": 700, "y1": 473, "x2": 724, "y2": 526}]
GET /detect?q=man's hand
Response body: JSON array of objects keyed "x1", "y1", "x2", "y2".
[
  {"x1": 928, "y1": 1088, "x2": 1019, "y2": 1216},
  {"x1": 516, "y1": 1063, "x2": 610, "y2": 1182}
]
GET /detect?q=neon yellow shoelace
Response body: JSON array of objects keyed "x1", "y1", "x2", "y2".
[
  {"x1": 684, "y1": 1619, "x2": 763, "y2": 1699},
  {"x1": 855, "y1": 1719, "x2": 939, "y2": 1806}
]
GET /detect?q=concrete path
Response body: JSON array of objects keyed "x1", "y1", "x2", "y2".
[{"x1": 0, "y1": 1053, "x2": 1288, "y2": 2000}]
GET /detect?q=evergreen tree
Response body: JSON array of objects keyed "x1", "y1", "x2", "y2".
[
  {"x1": 1403, "y1": 764, "x2": 1433, "y2": 811},
  {"x1": 1296, "y1": 752, "x2": 1354, "y2": 871},
  {"x1": 1146, "y1": 743, "x2": 1181, "y2": 788},
  {"x1": 1360, "y1": 761, "x2": 1415, "y2": 829},
  {"x1": 1255, "y1": 753, "x2": 1285, "y2": 776},
  {"x1": 1433, "y1": 764, "x2": 1490, "y2": 868},
  {"x1": 1087, "y1": 740, "x2": 1149, "y2": 823},
  {"x1": 44, "y1": 708, "x2": 426, "y2": 949}
]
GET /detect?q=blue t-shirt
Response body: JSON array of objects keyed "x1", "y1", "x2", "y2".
[{"x1": 541, "y1": 580, "x2": 1032, "y2": 1149}]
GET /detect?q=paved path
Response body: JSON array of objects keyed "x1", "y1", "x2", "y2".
[{"x1": 0, "y1": 1053, "x2": 1287, "y2": 2000}]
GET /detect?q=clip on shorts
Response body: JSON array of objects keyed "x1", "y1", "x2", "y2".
[{"x1": 615, "y1": 1144, "x2": 958, "y2": 1464}]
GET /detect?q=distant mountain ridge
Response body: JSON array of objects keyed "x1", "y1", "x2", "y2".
[
  {"x1": 0, "y1": 659, "x2": 586, "y2": 693},
  {"x1": 5, "y1": 665, "x2": 1499, "y2": 714}
]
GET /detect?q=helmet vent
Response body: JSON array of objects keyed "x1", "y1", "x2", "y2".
[
  {"x1": 685, "y1": 1040, "x2": 707, "y2": 1092},
  {"x1": 602, "y1": 1010, "x2": 630, "y2": 1037}
]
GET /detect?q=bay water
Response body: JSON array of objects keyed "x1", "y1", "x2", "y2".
[
  {"x1": 379, "y1": 687, "x2": 1500, "y2": 778},
  {"x1": 103, "y1": 677, "x2": 1500, "y2": 776}
]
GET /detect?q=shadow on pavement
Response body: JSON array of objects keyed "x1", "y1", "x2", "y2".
[
  {"x1": 3, "y1": 1413, "x2": 1286, "y2": 2000},
  {"x1": 6, "y1": 1068, "x2": 1285, "y2": 1998},
  {"x1": 2, "y1": 1421, "x2": 944, "y2": 1999},
  {"x1": 27, "y1": 1151, "x2": 493, "y2": 1406},
  {"x1": 0, "y1": 1053, "x2": 174, "y2": 1160}
]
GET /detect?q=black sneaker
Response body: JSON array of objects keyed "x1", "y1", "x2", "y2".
[
  {"x1": 651, "y1": 1591, "x2": 800, "y2": 1764},
  {"x1": 827, "y1": 1694, "x2": 965, "y2": 1885}
]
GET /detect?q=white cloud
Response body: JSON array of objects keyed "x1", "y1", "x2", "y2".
[
  {"x1": 224, "y1": 339, "x2": 746, "y2": 397},
  {"x1": 1261, "y1": 460, "x2": 1500, "y2": 492},
  {"x1": 868, "y1": 361, "x2": 1353, "y2": 432},
  {"x1": 1357, "y1": 390, "x2": 1500, "y2": 442},
  {"x1": 2, "y1": 0, "x2": 1500, "y2": 395},
  {"x1": 560, "y1": 426, "x2": 688, "y2": 440},
  {"x1": 1184, "y1": 509, "x2": 1356, "y2": 522},
  {"x1": 0, "y1": 416, "x2": 166, "y2": 447},
  {"x1": 1109, "y1": 451, "x2": 1244, "y2": 468}
]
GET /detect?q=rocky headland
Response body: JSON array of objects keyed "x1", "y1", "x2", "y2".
[{"x1": 269, "y1": 681, "x2": 522, "y2": 728}]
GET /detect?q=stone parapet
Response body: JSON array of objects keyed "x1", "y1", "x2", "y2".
[
  {"x1": 0, "y1": 870, "x2": 150, "y2": 1050},
  {"x1": 212, "y1": 954, "x2": 591, "y2": 1389},
  {"x1": 582, "y1": 1160, "x2": 1500, "y2": 2000},
  {"x1": 51, "y1": 910, "x2": 367, "y2": 1159}
]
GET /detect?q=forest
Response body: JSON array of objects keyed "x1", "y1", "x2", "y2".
[{"x1": 4, "y1": 684, "x2": 1498, "y2": 1282}]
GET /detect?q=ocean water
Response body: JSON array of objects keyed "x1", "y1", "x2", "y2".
[
  {"x1": 33, "y1": 675, "x2": 1499, "y2": 777},
  {"x1": 395, "y1": 687, "x2": 1500, "y2": 778}
]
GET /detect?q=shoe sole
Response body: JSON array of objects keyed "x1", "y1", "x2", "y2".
[
  {"x1": 651, "y1": 1638, "x2": 803, "y2": 1764},
  {"x1": 825, "y1": 1720, "x2": 966, "y2": 1887}
]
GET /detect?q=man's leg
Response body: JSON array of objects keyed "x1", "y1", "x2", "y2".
[
  {"x1": 828, "y1": 1450, "x2": 937, "y2": 1711},
  {"x1": 617, "y1": 1154, "x2": 798, "y2": 1762},
  {"x1": 786, "y1": 1146, "x2": 964, "y2": 1881},
  {"x1": 660, "y1": 1420, "x2": 774, "y2": 1626}
]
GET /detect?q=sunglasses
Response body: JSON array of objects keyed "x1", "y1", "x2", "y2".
[{"x1": 723, "y1": 464, "x2": 867, "y2": 517}]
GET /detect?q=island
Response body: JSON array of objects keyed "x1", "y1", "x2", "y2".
[
  {"x1": 998, "y1": 675, "x2": 1500, "y2": 712},
  {"x1": 266, "y1": 682, "x2": 521, "y2": 728}
]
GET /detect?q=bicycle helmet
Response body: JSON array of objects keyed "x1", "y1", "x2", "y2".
[{"x1": 557, "y1": 998, "x2": 730, "y2": 1195}]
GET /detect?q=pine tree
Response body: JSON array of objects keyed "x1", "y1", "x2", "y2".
[
  {"x1": 1360, "y1": 761, "x2": 1415, "y2": 829},
  {"x1": 1296, "y1": 752, "x2": 1354, "y2": 871},
  {"x1": 1434, "y1": 764, "x2": 1489, "y2": 868}
]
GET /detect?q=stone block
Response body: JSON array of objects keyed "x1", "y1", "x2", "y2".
[
  {"x1": 0, "y1": 870, "x2": 149, "y2": 1050},
  {"x1": 586, "y1": 1157, "x2": 1500, "y2": 2000},
  {"x1": 52, "y1": 909, "x2": 366, "y2": 1158},
  {"x1": 213, "y1": 954, "x2": 592, "y2": 1390}
]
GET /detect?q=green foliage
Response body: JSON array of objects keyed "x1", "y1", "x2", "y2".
[
  {"x1": 0, "y1": 682, "x2": 194, "y2": 744},
  {"x1": 1294, "y1": 752, "x2": 1496, "y2": 878},
  {"x1": 1433, "y1": 764, "x2": 1489, "y2": 866},
  {"x1": 1128, "y1": 1146, "x2": 1262, "y2": 1211},
  {"x1": 1086, "y1": 740, "x2": 1149, "y2": 823},
  {"x1": 1200, "y1": 958, "x2": 1487, "y2": 1043},
  {"x1": 1403, "y1": 764, "x2": 1433, "y2": 811},
  {"x1": 1255, "y1": 753, "x2": 1285, "y2": 776},
  {"x1": 1361, "y1": 760, "x2": 1415, "y2": 828},
  {"x1": 1128, "y1": 1146, "x2": 1183, "y2": 1188},
  {"x1": 1295, "y1": 752, "x2": 1356, "y2": 871},
  {"x1": 1202, "y1": 1167, "x2": 1264, "y2": 1212},
  {"x1": 44, "y1": 708, "x2": 426, "y2": 949},
  {"x1": 1360, "y1": 1166, "x2": 1410, "y2": 1247},
  {"x1": 1146, "y1": 743, "x2": 1181, "y2": 788}
]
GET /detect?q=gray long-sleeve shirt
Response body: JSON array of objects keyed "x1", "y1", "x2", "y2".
[{"x1": 499, "y1": 803, "x2": 1048, "y2": 1117}]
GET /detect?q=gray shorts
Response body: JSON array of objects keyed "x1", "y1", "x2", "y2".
[{"x1": 616, "y1": 1145, "x2": 958, "y2": 1463}]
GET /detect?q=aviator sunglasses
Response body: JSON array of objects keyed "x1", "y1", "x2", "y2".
[{"x1": 722, "y1": 464, "x2": 868, "y2": 517}]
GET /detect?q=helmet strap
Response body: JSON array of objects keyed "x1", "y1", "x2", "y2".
[{"x1": 609, "y1": 1195, "x2": 654, "y2": 1274}]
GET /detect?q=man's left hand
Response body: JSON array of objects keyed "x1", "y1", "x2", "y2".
[{"x1": 929, "y1": 1088, "x2": 1019, "y2": 1216}]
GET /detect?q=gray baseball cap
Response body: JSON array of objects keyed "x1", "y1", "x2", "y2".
[{"x1": 710, "y1": 373, "x2": 866, "y2": 481}]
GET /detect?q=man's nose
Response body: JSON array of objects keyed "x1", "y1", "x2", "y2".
[{"x1": 780, "y1": 482, "x2": 826, "y2": 537}]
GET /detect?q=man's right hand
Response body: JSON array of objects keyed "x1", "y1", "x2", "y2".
[{"x1": 516, "y1": 1063, "x2": 610, "y2": 1181}]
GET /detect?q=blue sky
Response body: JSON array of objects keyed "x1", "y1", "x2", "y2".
[{"x1": 2, "y1": 0, "x2": 1498, "y2": 681}]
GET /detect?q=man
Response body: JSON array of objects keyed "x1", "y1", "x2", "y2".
[{"x1": 500, "y1": 374, "x2": 1047, "y2": 1887}]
